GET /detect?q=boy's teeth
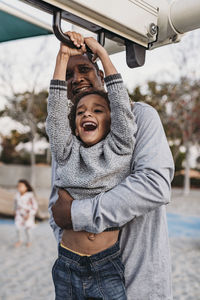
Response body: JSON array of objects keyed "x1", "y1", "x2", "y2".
[
  {"x1": 82, "y1": 122, "x2": 97, "y2": 131},
  {"x1": 83, "y1": 122, "x2": 96, "y2": 128}
]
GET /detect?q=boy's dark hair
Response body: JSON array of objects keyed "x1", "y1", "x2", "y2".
[
  {"x1": 18, "y1": 179, "x2": 34, "y2": 192},
  {"x1": 68, "y1": 89, "x2": 110, "y2": 136}
]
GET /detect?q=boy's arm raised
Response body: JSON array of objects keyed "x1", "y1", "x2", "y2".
[
  {"x1": 84, "y1": 37, "x2": 117, "y2": 77},
  {"x1": 53, "y1": 31, "x2": 86, "y2": 80},
  {"x1": 85, "y1": 37, "x2": 136, "y2": 155},
  {"x1": 46, "y1": 32, "x2": 85, "y2": 164}
]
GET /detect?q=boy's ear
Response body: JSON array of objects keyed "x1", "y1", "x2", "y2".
[{"x1": 75, "y1": 128, "x2": 79, "y2": 136}]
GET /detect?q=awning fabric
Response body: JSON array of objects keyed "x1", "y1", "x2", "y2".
[{"x1": 0, "y1": 2, "x2": 52, "y2": 43}]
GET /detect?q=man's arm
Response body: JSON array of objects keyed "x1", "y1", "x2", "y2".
[{"x1": 71, "y1": 103, "x2": 174, "y2": 233}]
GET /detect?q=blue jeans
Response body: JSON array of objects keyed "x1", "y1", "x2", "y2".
[{"x1": 52, "y1": 241, "x2": 127, "y2": 300}]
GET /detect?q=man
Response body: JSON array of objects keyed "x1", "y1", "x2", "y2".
[{"x1": 49, "y1": 33, "x2": 174, "y2": 300}]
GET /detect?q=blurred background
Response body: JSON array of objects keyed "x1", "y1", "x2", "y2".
[{"x1": 0, "y1": 0, "x2": 199, "y2": 299}]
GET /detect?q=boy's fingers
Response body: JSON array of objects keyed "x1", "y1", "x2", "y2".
[
  {"x1": 60, "y1": 31, "x2": 86, "y2": 56},
  {"x1": 81, "y1": 44, "x2": 87, "y2": 53},
  {"x1": 65, "y1": 31, "x2": 74, "y2": 41},
  {"x1": 75, "y1": 32, "x2": 84, "y2": 47},
  {"x1": 65, "y1": 31, "x2": 84, "y2": 48}
]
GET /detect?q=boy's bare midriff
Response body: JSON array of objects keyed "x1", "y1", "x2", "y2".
[{"x1": 61, "y1": 229, "x2": 119, "y2": 255}]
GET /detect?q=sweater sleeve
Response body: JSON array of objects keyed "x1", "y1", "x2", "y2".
[
  {"x1": 105, "y1": 74, "x2": 137, "y2": 154},
  {"x1": 46, "y1": 80, "x2": 73, "y2": 165},
  {"x1": 71, "y1": 103, "x2": 174, "y2": 233}
]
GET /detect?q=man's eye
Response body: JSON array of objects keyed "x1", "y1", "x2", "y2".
[
  {"x1": 80, "y1": 66, "x2": 90, "y2": 73},
  {"x1": 66, "y1": 72, "x2": 73, "y2": 80}
]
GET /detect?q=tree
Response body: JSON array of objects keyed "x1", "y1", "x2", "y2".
[
  {"x1": 169, "y1": 31, "x2": 200, "y2": 194},
  {"x1": 166, "y1": 78, "x2": 200, "y2": 194},
  {"x1": 129, "y1": 77, "x2": 200, "y2": 194},
  {"x1": 0, "y1": 90, "x2": 48, "y2": 186},
  {"x1": 0, "y1": 38, "x2": 53, "y2": 187},
  {"x1": 129, "y1": 32, "x2": 200, "y2": 194},
  {"x1": 0, "y1": 130, "x2": 29, "y2": 164}
]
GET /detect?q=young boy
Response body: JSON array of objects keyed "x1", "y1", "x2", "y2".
[{"x1": 46, "y1": 32, "x2": 137, "y2": 300}]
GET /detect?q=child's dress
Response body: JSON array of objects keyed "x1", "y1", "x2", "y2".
[{"x1": 14, "y1": 192, "x2": 38, "y2": 229}]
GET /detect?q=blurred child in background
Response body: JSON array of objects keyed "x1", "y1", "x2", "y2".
[{"x1": 14, "y1": 179, "x2": 38, "y2": 247}]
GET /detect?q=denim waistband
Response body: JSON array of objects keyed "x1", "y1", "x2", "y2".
[
  {"x1": 58, "y1": 241, "x2": 120, "y2": 264},
  {"x1": 104, "y1": 227, "x2": 120, "y2": 232}
]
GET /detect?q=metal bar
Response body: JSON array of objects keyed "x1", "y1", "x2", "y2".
[
  {"x1": 53, "y1": 10, "x2": 80, "y2": 48},
  {"x1": 125, "y1": 40, "x2": 146, "y2": 68},
  {"x1": 22, "y1": 0, "x2": 146, "y2": 68},
  {"x1": 170, "y1": 0, "x2": 200, "y2": 34}
]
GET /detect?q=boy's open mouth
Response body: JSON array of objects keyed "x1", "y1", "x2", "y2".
[{"x1": 82, "y1": 121, "x2": 97, "y2": 131}]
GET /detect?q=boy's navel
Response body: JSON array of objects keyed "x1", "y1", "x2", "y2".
[{"x1": 88, "y1": 233, "x2": 96, "y2": 241}]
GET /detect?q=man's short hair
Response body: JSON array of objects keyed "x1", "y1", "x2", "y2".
[{"x1": 68, "y1": 89, "x2": 110, "y2": 136}]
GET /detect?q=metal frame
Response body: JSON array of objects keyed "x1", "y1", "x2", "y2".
[{"x1": 22, "y1": 0, "x2": 146, "y2": 68}]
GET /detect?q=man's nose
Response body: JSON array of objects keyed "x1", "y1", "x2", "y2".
[{"x1": 72, "y1": 72, "x2": 83, "y2": 84}]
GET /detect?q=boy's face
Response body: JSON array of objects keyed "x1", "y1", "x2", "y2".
[{"x1": 75, "y1": 94, "x2": 111, "y2": 146}]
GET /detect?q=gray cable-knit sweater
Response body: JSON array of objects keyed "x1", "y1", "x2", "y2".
[{"x1": 46, "y1": 74, "x2": 137, "y2": 200}]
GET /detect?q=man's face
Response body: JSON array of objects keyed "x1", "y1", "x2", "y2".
[
  {"x1": 66, "y1": 54, "x2": 104, "y2": 100},
  {"x1": 75, "y1": 94, "x2": 111, "y2": 146}
]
